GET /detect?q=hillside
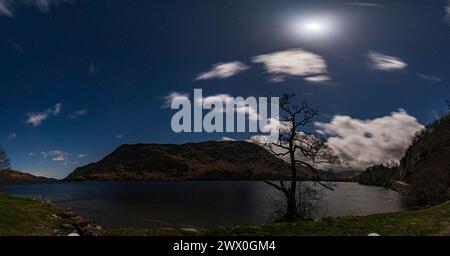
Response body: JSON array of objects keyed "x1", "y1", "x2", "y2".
[
  {"x1": 0, "y1": 170, "x2": 55, "y2": 184},
  {"x1": 401, "y1": 113, "x2": 450, "y2": 181},
  {"x1": 65, "y1": 141, "x2": 293, "y2": 181},
  {"x1": 400, "y1": 113, "x2": 450, "y2": 204},
  {"x1": 359, "y1": 164, "x2": 400, "y2": 188}
]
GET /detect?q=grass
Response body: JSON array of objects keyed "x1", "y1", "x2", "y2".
[
  {"x1": 2, "y1": 193, "x2": 450, "y2": 236},
  {"x1": 0, "y1": 194, "x2": 69, "y2": 236},
  {"x1": 209, "y1": 202, "x2": 450, "y2": 236},
  {"x1": 104, "y1": 202, "x2": 450, "y2": 236}
]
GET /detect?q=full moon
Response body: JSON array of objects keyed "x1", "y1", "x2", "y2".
[
  {"x1": 303, "y1": 21, "x2": 326, "y2": 33},
  {"x1": 288, "y1": 15, "x2": 338, "y2": 40}
]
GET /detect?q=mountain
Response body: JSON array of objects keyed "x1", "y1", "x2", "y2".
[
  {"x1": 65, "y1": 141, "x2": 293, "y2": 181},
  {"x1": 0, "y1": 170, "x2": 55, "y2": 184}
]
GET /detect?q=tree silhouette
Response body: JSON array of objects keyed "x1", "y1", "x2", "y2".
[{"x1": 262, "y1": 94, "x2": 340, "y2": 221}]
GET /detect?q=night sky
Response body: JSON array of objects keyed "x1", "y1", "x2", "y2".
[{"x1": 1, "y1": 0, "x2": 450, "y2": 178}]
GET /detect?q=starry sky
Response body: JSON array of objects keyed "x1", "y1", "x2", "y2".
[{"x1": 1, "y1": 0, "x2": 450, "y2": 179}]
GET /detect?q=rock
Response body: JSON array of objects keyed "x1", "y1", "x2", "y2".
[
  {"x1": 61, "y1": 210, "x2": 78, "y2": 218},
  {"x1": 179, "y1": 228, "x2": 200, "y2": 236},
  {"x1": 368, "y1": 233, "x2": 381, "y2": 236},
  {"x1": 71, "y1": 215, "x2": 84, "y2": 222},
  {"x1": 92, "y1": 224, "x2": 102, "y2": 231},
  {"x1": 82, "y1": 230, "x2": 98, "y2": 237},
  {"x1": 68, "y1": 232, "x2": 80, "y2": 236},
  {"x1": 61, "y1": 224, "x2": 76, "y2": 231},
  {"x1": 74, "y1": 219, "x2": 90, "y2": 228},
  {"x1": 78, "y1": 224, "x2": 94, "y2": 234},
  {"x1": 78, "y1": 224, "x2": 100, "y2": 236}
]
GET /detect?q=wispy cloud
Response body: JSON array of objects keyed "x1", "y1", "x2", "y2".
[
  {"x1": 445, "y1": 1, "x2": 450, "y2": 23},
  {"x1": 89, "y1": 63, "x2": 96, "y2": 74},
  {"x1": 417, "y1": 73, "x2": 442, "y2": 83},
  {"x1": 345, "y1": 2, "x2": 384, "y2": 8},
  {"x1": 252, "y1": 48, "x2": 330, "y2": 83},
  {"x1": 8, "y1": 132, "x2": 17, "y2": 141},
  {"x1": 116, "y1": 134, "x2": 123, "y2": 139},
  {"x1": 68, "y1": 109, "x2": 87, "y2": 119},
  {"x1": 0, "y1": 0, "x2": 74, "y2": 18},
  {"x1": 40, "y1": 149, "x2": 82, "y2": 167},
  {"x1": 221, "y1": 137, "x2": 236, "y2": 142},
  {"x1": 196, "y1": 61, "x2": 249, "y2": 81},
  {"x1": 188, "y1": 92, "x2": 283, "y2": 132},
  {"x1": 26, "y1": 103, "x2": 62, "y2": 127},
  {"x1": 41, "y1": 150, "x2": 69, "y2": 161},
  {"x1": 162, "y1": 91, "x2": 189, "y2": 108},
  {"x1": 304, "y1": 75, "x2": 332, "y2": 84},
  {"x1": 315, "y1": 109, "x2": 423, "y2": 170},
  {"x1": 367, "y1": 51, "x2": 407, "y2": 71},
  {"x1": 0, "y1": 1, "x2": 13, "y2": 17}
]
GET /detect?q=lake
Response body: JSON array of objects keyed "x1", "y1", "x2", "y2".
[{"x1": 0, "y1": 181, "x2": 410, "y2": 229}]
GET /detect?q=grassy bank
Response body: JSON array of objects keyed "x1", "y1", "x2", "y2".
[
  {"x1": 104, "y1": 202, "x2": 450, "y2": 236},
  {"x1": 2, "y1": 194, "x2": 450, "y2": 236},
  {"x1": 209, "y1": 202, "x2": 450, "y2": 236},
  {"x1": 0, "y1": 194, "x2": 69, "y2": 236}
]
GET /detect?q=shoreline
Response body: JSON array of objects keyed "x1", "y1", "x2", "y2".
[{"x1": 1, "y1": 193, "x2": 450, "y2": 236}]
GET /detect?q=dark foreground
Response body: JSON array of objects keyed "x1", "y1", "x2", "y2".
[{"x1": 1, "y1": 194, "x2": 450, "y2": 236}]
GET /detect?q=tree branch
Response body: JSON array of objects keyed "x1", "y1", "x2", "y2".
[{"x1": 264, "y1": 180, "x2": 289, "y2": 195}]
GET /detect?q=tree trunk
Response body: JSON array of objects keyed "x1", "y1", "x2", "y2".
[
  {"x1": 285, "y1": 146, "x2": 298, "y2": 221},
  {"x1": 285, "y1": 192, "x2": 297, "y2": 221}
]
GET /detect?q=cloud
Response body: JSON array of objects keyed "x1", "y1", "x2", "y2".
[
  {"x1": 446, "y1": 1, "x2": 450, "y2": 23},
  {"x1": 52, "y1": 154, "x2": 67, "y2": 161},
  {"x1": 116, "y1": 134, "x2": 123, "y2": 139},
  {"x1": 68, "y1": 109, "x2": 87, "y2": 119},
  {"x1": 8, "y1": 132, "x2": 17, "y2": 141},
  {"x1": 315, "y1": 109, "x2": 423, "y2": 170},
  {"x1": 26, "y1": 112, "x2": 49, "y2": 127},
  {"x1": 196, "y1": 61, "x2": 249, "y2": 81},
  {"x1": 167, "y1": 91, "x2": 283, "y2": 133},
  {"x1": 248, "y1": 131, "x2": 328, "y2": 170},
  {"x1": 221, "y1": 137, "x2": 236, "y2": 142},
  {"x1": 367, "y1": 51, "x2": 407, "y2": 71},
  {"x1": 78, "y1": 154, "x2": 87, "y2": 158},
  {"x1": 9, "y1": 41, "x2": 24, "y2": 54},
  {"x1": 0, "y1": 1, "x2": 13, "y2": 17},
  {"x1": 89, "y1": 63, "x2": 96, "y2": 74},
  {"x1": 41, "y1": 150, "x2": 70, "y2": 161},
  {"x1": 345, "y1": 2, "x2": 384, "y2": 8},
  {"x1": 252, "y1": 48, "x2": 329, "y2": 83},
  {"x1": 52, "y1": 103, "x2": 62, "y2": 115},
  {"x1": 26, "y1": 103, "x2": 62, "y2": 127},
  {"x1": 0, "y1": 0, "x2": 74, "y2": 18},
  {"x1": 304, "y1": 75, "x2": 332, "y2": 84},
  {"x1": 162, "y1": 91, "x2": 190, "y2": 108},
  {"x1": 417, "y1": 74, "x2": 442, "y2": 83}
]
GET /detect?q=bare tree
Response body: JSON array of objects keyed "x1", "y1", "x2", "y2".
[
  {"x1": 0, "y1": 146, "x2": 11, "y2": 171},
  {"x1": 263, "y1": 94, "x2": 340, "y2": 221}
]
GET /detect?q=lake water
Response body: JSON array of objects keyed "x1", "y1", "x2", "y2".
[{"x1": 0, "y1": 181, "x2": 410, "y2": 229}]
